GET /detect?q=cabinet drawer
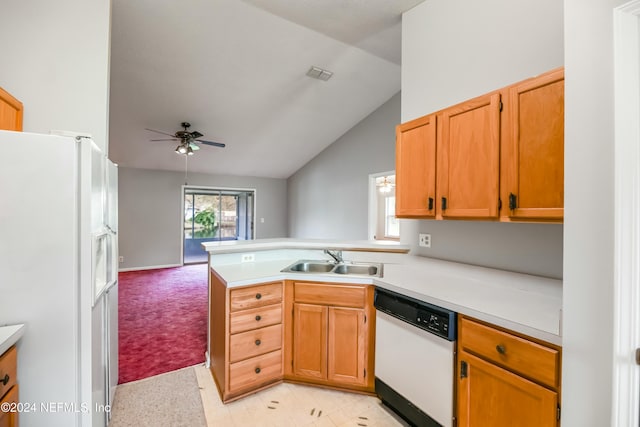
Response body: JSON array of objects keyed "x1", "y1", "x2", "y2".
[
  {"x1": 0, "y1": 347, "x2": 17, "y2": 400},
  {"x1": 294, "y1": 283, "x2": 365, "y2": 308},
  {"x1": 229, "y1": 323, "x2": 282, "y2": 363},
  {"x1": 230, "y1": 282, "x2": 282, "y2": 312},
  {"x1": 459, "y1": 317, "x2": 559, "y2": 388},
  {"x1": 230, "y1": 304, "x2": 282, "y2": 335},
  {"x1": 229, "y1": 350, "x2": 282, "y2": 393}
]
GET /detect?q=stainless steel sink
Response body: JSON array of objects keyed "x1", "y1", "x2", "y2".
[
  {"x1": 332, "y1": 263, "x2": 380, "y2": 276},
  {"x1": 281, "y1": 260, "x2": 383, "y2": 277},
  {"x1": 285, "y1": 260, "x2": 335, "y2": 273}
]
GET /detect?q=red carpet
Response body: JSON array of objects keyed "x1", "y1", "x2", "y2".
[{"x1": 118, "y1": 264, "x2": 208, "y2": 384}]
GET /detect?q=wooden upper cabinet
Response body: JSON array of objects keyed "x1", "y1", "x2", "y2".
[
  {"x1": 395, "y1": 114, "x2": 437, "y2": 218},
  {"x1": 438, "y1": 92, "x2": 501, "y2": 219},
  {"x1": 502, "y1": 68, "x2": 564, "y2": 221},
  {"x1": 0, "y1": 87, "x2": 23, "y2": 131}
]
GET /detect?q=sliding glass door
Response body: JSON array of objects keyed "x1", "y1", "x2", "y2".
[{"x1": 183, "y1": 187, "x2": 255, "y2": 264}]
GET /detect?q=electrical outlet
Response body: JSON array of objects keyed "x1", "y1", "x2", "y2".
[
  {"x1": 418, "y1": 233, "x2": 431, "y2": 248},
  {"x1": 241, "y1": 253, "x2": 255, "y2": 263},
  {"x1": 119, "y1": 256, "x2": 124, "y2": 263}
]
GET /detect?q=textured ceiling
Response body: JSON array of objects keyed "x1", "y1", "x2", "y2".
[{"x1": 109, "y1": 0, "x2": 423, "y2": 178}]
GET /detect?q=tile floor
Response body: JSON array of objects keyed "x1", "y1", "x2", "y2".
[{"x1": 194, "y1": 366, "x2": 409, "y2": 427}]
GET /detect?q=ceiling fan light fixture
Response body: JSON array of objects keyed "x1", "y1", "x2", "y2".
[
  {"x1": 187, "y1": 146, "x2": 194, "y2": 155},
  {"x1": 377, "y1": 176, "x2": 395, "y2": 193},
  {"x1": 176, "y1": 144, "x2": 188, "y2": 155}
]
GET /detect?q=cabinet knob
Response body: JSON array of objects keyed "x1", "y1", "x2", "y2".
[
  {"x1": 0, "y1": 374, "x2": 9, "y2": 386},
  {"x1": 255, "y1": 293, "x2": 262, "y2": 300},
  {"x1": 255, "y1": 367, "x2": 261, "y2": 374},
  {"x1": 255, "y1": 315, "x2": 262, "y2": 321},
  {"x1": 428, "y1": 197, "x2": 434, "y2": 211},
  {"x1": 496, "y1": 344, "x2": 506, "y2": 355},
  {"x1": 255, "y1": 339, "x2": 261, "y2": 346},
  {"x1": 441, "y1": 197, "x2": 448, "y2": 210}
]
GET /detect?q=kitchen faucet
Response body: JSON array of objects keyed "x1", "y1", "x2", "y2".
[{"x1": 324, "y1": 249, "x2": 343, "y2": 264}]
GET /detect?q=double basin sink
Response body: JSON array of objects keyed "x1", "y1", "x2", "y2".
[{"x1": 281, "y1": 260, "x2": 383, "y2": 277}]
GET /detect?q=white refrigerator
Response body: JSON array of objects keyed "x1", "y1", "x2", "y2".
[{"x1": 0, "y1": 130, "x2": 118, "y2": 427}]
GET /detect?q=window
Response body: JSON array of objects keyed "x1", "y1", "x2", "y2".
[
  {"x1": 183, "y1": 187, "x2": 255, "y2": 264},
  {"x1": 371, "y1": 174, "x2": 399, "y2": 241},
  {"x1": 385, "y1": 196, "x2": 399, "y2": 238}
]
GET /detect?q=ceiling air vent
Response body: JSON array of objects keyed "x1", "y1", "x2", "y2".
[{"x1": 306, "y1": 66, "x2": 333, "y2": 81}]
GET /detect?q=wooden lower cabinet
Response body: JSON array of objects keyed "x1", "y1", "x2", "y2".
[
  {"x1": 287, "y1": 281, "x2": 375, "y2": 392},
  {"x1": 293, "y1": 303, "x2": 327, "y2": 380},
  {"x1": 0, "y1": 346, "x2": 18, "y2": 427},
  {"x1": 458, "y1": 351, "x2": 558, "y2": 427},
  {"x1": 209, "y1": 271, "x2": 284, "y2": 402},
  {"x1": 327, "y1": 307, "x2": 367, "y2": 386},
  {"x1": 457, "y1": 316, "x2": 561, "y2": 427},
  {"x1": 208, "y1": 273, "x2": 377, "y2": 402}
]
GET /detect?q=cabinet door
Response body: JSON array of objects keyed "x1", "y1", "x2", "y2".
[
  {"x1": 0, "y1": 384, "x2": 18, "y2": 427},
  {"x1": 457, "y1": 351, "x2": 558, "y2": 427},
  {"x1": 438, "y1": 93, "x2": 501, "y2": 219},
  {"x1": 293, "y1": 303, "x2": 327, "y2": 380},
  {"x1": 503, "y1": 68, "x2": 564, "y2": 221},
  {"x1": 395, "y1": 114, "x2": 437, "y2": 218},
  {"x1": 327, "y1": 307, "x2": 367, "y2": 386}
]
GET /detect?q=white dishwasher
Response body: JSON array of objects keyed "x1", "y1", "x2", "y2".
[{"x1": 374, "y1": 287, "x2": 457, "y2": 427}]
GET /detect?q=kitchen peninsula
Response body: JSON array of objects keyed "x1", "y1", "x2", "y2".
[{"x1": 202, "y1": 238, "x2": 563, "y2": 424}]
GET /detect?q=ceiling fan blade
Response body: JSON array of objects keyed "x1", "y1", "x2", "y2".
[
  {"x1": 188, "y1": 142, "x2": 200, "y2": 150},
  {"x1": 145, "y1": 128, "x2": 177, "y2": 137},
  {"x1": 190, "y1": 131, "x2": 203, "y2": 139},
  {"x1": 150, "y1": 138, "x2": 178, "y2": 141},
  {"x1": 196, "y1": 139, "x2": 226, "y2": 148}
]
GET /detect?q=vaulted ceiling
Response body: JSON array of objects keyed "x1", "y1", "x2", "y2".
[{"x1": 109, "y1": 0, "x2": 423, "y2": 178}]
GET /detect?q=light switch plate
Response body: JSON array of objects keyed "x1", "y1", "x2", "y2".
[{"x1": 419, "y1": 233, "x2": 431, "y2": 248}]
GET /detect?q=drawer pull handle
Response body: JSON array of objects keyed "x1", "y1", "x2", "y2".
[
  {"x1": 256, "y1": 293, "x2": 262, "y2": 300},
  {"x1": 255, "y1": 367, "x2": 261, "y2": 374},
  {"x1": 255, "y1": 315, "x2": 262, "y2": 321},
  {"x1": 0, "y1": 374, "x2": 9, "y2": 386},
  {"x1": 255, "y1": 339, "x2": 261, "y2": 346},
  {"x1": 496, "y1": 345, "x2": 506, "y2": 355}
]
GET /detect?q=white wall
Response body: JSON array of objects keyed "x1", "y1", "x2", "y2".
[
  {"x1": 563, "y1": 0, "x2": 625, "y2": 425},
  {"x1": 0, "y1": 0, "x2": 111, "y2": 152},
  {"x1": 288, "y1": 92, "x2": 400, "y2": 239},
  {"x1": 119, "y1": 167, "x2": 288, "y2": 269},
  {"x1": 401, "y1": 0, "x2": 564, "y2": 279}
]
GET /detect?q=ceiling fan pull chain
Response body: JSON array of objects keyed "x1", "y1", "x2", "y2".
[{"x1": 184, "y1": 155, "x2": 188, "y2": 185}]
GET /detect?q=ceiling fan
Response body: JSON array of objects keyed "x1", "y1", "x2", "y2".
[{"x1": 146, "y1": 122, "x2": 226, "y2": 155}]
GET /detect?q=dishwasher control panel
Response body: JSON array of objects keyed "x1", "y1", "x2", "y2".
[
  {"x1": 374, "y1": 287, "x2": 456, "y2": 341},
  {"x1": 416, "y1": 310, "x2": 451, "y2": 337}
]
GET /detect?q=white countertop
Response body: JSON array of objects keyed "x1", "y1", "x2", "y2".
[
  {"x1": 0, "y1": 324, "x2": 26, "y2": 355},
  {"x1": 202, "y1": 238, "x2": 410, "y2": 254},
  {"x1": 207, "y1": 241, "x2": 562, "y2": 346}
]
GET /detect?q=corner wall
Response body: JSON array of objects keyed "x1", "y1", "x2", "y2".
[
  {"x1": 562, "y1": 0, "x2": 624, "y2": 424},
  {"x1": 118, "y1": 167, "x2": 288, "y2": 269},
  {"x1": 287, "y1": 92, "x2": 400, "y2": 239},
  {"x1": 0, "y1": 0, "x2": 111, "y2": 153},
  {"x1": 401, "y1": 0, "x2": 564, "y2": 279}
]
